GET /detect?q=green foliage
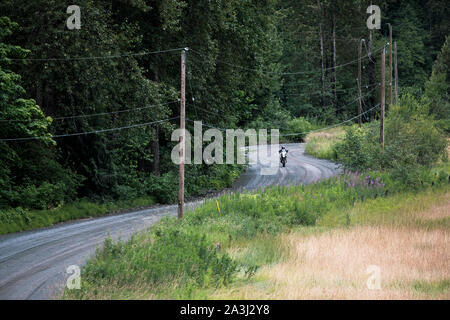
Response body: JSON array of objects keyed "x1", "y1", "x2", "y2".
[
  {"x1": 383, "y1": 97, "x2": 447, "y2": 168},
  {"x1": 285, "y1": 117, "x2": 314, "y2": 142},
  {"x1": 64, "y1": 162, "x2": 450, "y2": 299},
  {"x1": 334, "y1": 94, "x2": 448, "y2": 173},
  {"x1": 145, "y1": 172, "x2": 179, "y2": 204},
  {"x1": 425, "y1": 35, "x2": 450, "y2": 132},
  {"x1": 393, "y1": 3, "x2": 429, "y2": 88},
  {"x1": 148, "y1": 228, "x2": 236, "y2": 286},
  {"x1": 0, "y1": 16, "x2": 81, "y2": 210},
  {"x1": 304, "y1": 127, "x2": 344, "y2": 160},
  {"x1": 73, "y1": 227, "x2": 237, "y2": 298},
  {"x1": 334, "y1": 126, "x2": 375, "y2": 171}
]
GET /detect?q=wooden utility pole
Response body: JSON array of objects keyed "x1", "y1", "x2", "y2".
[
  {"x1": 380, "y1": 47, "x2": 385, "y2": 151},
  {"x1": 357, "y1": 39, "x2": 364, "y2": 127},
  {"x1": 178, "y1": 49, "x2": 187, "y2": 219},
  {"x1": 389, "y1": 24, "x2": 393, "y2": 106},
  {"x1": 394, "y1": 41, "x2": 398, "y2": 105},
  {"x1": 367, "y1": 29, "x2": 377, "y2": 121}
]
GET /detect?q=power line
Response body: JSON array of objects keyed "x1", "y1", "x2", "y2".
[
  {"x1": 0, "y1": 47, "x2": 187, "y2": 62},
  {"x1": 187, "y1": 84, "x2": 379, "y2": 121},
  {"x1": 0, "y1": 100, "x2": 178, "y2": 122},
  {"x1": 287, "y1": 25, "x2": 373, "y2": 35},
  {"x1": 278, "y1": 82, "x2": 380, "y2": 97},
  {"x1": 186, "y1": 103, "x2": 224, "y2": 118},
  {"x1": 0, "y1": 116, "x2": 180, "y2": 142},
  {"x1": 186, "y1": 103, "x2": 380, "y2": 137},
  {"x1": 280, "y1": 104, "x2": 380, "y2": 136},
  {"x1": 190, "y1": 45, "x2": 384, "y2": 76}
]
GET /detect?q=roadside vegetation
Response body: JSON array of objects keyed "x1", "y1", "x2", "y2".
[
  {"x1": 212, "y1": 189, "x2": 450, "y2": 299},
  {"x1": 0, "y1": 197, "x2": 156, "y2": 235},
  {"x1": 64, "y1": 88, "x2": 449, "y2": 299},
  {"x1": 305, "y1": 126, "x2": 345, "y2": 159},
  {"x1": 63, "y1": 160, "x2": 449, "y2": 299},
  {"x1": 0, "y1": 164, "x2": 243, "y2": 235}
]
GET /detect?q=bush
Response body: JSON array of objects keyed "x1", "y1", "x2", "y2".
[
  {"x1": 148, "y1": 228, "x2": 237, "y2": 286},
  {"x1": 335, "y1": 94, "x2": 448, "y2": 172},
  {"x1": 384, "y1": 95, "x2": 448, "y2": 168},
  {"x1": 83, "y1": 228, "x2": 237, "y2": 291},
  {"x1": 286, "y1": 117, "x2": 313, "y2": 141},
  {"x1": 145, "y1": 172, "x2": 179, "y2": 204},
  {"x1": 15, "y1": 182, "x2": 67, "y2": 210},
  {"x1": 334, "y1": 126, "x2": 376, "y2": 171}
]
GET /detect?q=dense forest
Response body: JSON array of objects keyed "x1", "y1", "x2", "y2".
[{"x1": 0, "y1": 0, "x2": 449, "y2": 210}]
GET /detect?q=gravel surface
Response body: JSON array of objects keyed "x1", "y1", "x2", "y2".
[{"x1": 0, "y1": 143, "x2": 339, "y2": 299}]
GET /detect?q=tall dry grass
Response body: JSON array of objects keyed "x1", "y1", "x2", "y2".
[{"x1": 212, "y1": 192, "x2": 450, "y2": 299}]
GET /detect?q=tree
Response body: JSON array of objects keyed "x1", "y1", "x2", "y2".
[
  {"x1": 425, "y1": 35, "x2": 450, "y2": 132},
  {"x1": 391, "y1": 3, "x2": 428, "y2": 88},
  {"x1": 0, "y1": 1, "x2": 177, "y2": 199},
  {"x1": 0, "y1": 16, "x2": 80, "y2": 209}
]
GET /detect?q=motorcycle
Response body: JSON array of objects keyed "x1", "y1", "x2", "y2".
[{"x1": 280, "y1": 149, "x2": 288, "y2": 167}]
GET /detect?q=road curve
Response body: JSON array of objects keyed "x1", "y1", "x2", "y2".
[
  {"x1": 0, "y1": 143, "x2": 339, "y2": 300},
  {"x1": 233, "y1": 143, "x2": 339, "y2": 190}
]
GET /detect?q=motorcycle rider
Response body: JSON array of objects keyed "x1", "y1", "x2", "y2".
[{"x1": 279, "y1": 146, "x2": 288, "y2": 164}]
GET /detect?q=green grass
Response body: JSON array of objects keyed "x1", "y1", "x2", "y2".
[
  {"x1": 0, "y1": 196, "x2": 156, "y2": 235},
  {"x1": 62, "y1": 164, "x2": 450, "y2": 300},
  {"x1": 318, "y1": 187, "x2": 450, "y2": 228},
  {"x1": 304, "y1": 126, "x2": 345, "y2": 160},
  {"x1": 411, "y1": 279, "x2": 450, "y2": 297}
]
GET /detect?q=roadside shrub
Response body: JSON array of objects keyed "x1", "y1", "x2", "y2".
[
  {"x1": 384, "y1": 95, "x2": 447, "y2": 168},
  {"x1": 335, "y1": 94, "x2": 448, "y2": 172},
  {"x1": 389, "y1": 165, "x2": 450, "y2": 191},
  {"x1": 148, "y1": 228, "x2": 237, "y2": 286},
  {"x1": 0, "y1": 207, "x2": 31, "y2": 233},
  {"x1": 286, "y1": 117, "x2": 313, "y2": 141},
  {"x1": 14, "y1": 182, "x2": 66, "y2": 210},
  {"x1": 334, "y1": 126, "x2": 375, "y2": 171},
  {"x1": 83, "y1": 228, "x2": 237, "y2": 290},
  {"x1": 145, "y1": 172, "x2": 178, "y2": 204}
]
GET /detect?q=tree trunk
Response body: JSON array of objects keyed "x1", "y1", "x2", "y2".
[
  {"x1": 152, "y1": 68, "x2": 161, "y2": 177},
  {"x1": 317, "y1": 0, "x2": 325, "y2": 107},
  {"x1": 332, "y1": 12, "x2": 337, "y2": 111},
  {"x1": 36, "y1": 81, "x2": 43, "y2": 108},
  {"x1": 151, "y1": 125, "x2": 160, "y2": 177}
]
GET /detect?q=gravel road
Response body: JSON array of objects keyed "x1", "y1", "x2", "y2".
[{"x1": 0, "y1": 143, "x2": 339, "y2": 299}]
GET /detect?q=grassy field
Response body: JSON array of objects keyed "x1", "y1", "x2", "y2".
[
  {"x1": 63, "y1": 163, "x2": 450, "y2": 300},
  {"x1": 211, "y1": 189, "x2": 450, "y2": 299},
  {"x1": 304, "y1": 126, "x2": 345, "y2": 159}
]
